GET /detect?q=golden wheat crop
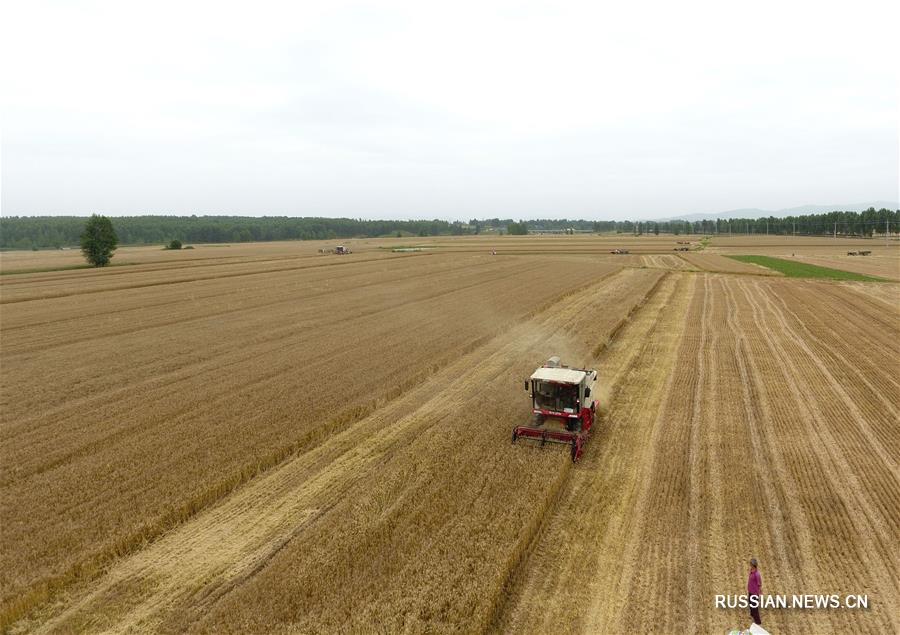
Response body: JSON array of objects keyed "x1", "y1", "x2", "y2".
[{"x1": 2, "y1": 235, "x2": 898, "y2": 634}]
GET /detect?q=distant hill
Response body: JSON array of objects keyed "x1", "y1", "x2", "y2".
[{"x1": 659, "y1": 201, "x2": 899, "y2": 222}]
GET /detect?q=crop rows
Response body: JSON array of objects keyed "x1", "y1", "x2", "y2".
[
  {"x1": 640, "y1": 254, "x2": 693, "y2": 270},
  {"x1": 12, "y1": 268, "x2": 665, "y2": 633},
  {"x1": 499, "y1": 274, "x2": 899, "y2": 633},
  {"x1": 677, "y1": 252, "x2": 780, "y2": 275},
  {"x1": 1, "y1": 253, "x2": 619, "y2": 626},
  {"x1": 787, "y1": 255, "x2": 900, "y2": 280},
  {"x1": 3, "y1": 238, "x2": 897, "y2": 633}
]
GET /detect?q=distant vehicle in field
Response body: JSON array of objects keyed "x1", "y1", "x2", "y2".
[
  {"x1": 512, "y1": 357, "x2": 598, "y2": 462},
  {"x1": 334, "y1": 245, "x2": 352, "y2": 255},
  {"x1": 610, "y1": 249, "x2": 630, "y2": 254},
  {"x1": 847, "y1": 250, "x2": 871, "y2": 256}
]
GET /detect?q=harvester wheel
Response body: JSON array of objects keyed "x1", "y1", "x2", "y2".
[{"x1": 512, "y1": 430, "x2": 518, "y2": 444}]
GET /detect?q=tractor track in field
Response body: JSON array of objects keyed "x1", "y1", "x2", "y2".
[
  {"x1": 770, "y1": 289, "x2": 899, "y2": 424},
  {"x1": 719, "y1": 279, "x2": 819, "y2": 627},
  {"x1": 761, "y1": 285, "x2": 899, "y2": 477},
  {"x1": 839, "y1": 280, "x2": 900, "y2": 308},
  {"x1": 740, "y1": 280, "x2": 899, "y2": 536},
  {"x1": 733, "y1": 279, "x2": 898, "y2": 633},
  {"x1": 766, "y1": 293, "x2": 900, "y2": 457}
]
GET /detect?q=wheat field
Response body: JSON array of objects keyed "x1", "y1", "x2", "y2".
[{"x1": 1, "y1": 235, "x2": 898, "y2": 633}]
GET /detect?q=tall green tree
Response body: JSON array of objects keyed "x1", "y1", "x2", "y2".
[{"x1": 80, "y1": 214, "x2": 118, "y2": 266}]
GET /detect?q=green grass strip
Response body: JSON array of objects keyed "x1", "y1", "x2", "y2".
[{"x1": 728, "y1": 255, "x2": 885, "y2": 281}]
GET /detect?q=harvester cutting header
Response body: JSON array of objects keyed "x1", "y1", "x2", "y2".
[{"x1": 512, "y1": 356, "x2": 598, "y2": 462}]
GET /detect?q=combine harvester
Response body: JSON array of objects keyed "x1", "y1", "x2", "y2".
[{"x1": 512, "y1": 357, "x2": 598, "y2": 462}]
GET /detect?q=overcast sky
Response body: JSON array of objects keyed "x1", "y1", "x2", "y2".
[{"x1": 1, "y1": 0, "x2": 897, "y2": 220}]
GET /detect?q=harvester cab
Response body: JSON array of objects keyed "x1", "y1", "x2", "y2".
[{"x1": 512, "y1": 356, "x2": 598, "y2": 462}]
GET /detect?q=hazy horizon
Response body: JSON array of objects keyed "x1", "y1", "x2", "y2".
[
  {"x1": 1, "y1": 199, "x2": 898, "y2": 222},
  {"x1": 2, "y1": 1, "x2": 898, "y2": 221}
]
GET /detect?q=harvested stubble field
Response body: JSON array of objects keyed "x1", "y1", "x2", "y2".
[
  {"x1": 677, "y1": 252, "x2": 782, "y2": 275},
  {"x1": 1, "y1": 236, "x2": 898, "y2": 634},
  {"x1": 785, "y1": 255, "x2": 899, "y2": 281}
]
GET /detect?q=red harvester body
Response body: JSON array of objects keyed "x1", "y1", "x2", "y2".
[{"x1": 512, "y1": 356, "x2": 598, "y2": 462}]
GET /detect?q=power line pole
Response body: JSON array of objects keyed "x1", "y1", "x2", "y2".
[{"x1": 834, "y1": 221, "x2": 837, "y2": 240}]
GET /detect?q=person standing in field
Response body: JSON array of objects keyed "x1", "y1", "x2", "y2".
[{"x1": 748, "y1": 557, "x2": 762, "y2": 625}]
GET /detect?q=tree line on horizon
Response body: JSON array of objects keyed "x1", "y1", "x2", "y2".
[
  {"x1": 518, "y1": 207, "x2": 899, "y2": 237},
  {"x1": 1, "y1": 208, "x2": 897, "y2": 250}
]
